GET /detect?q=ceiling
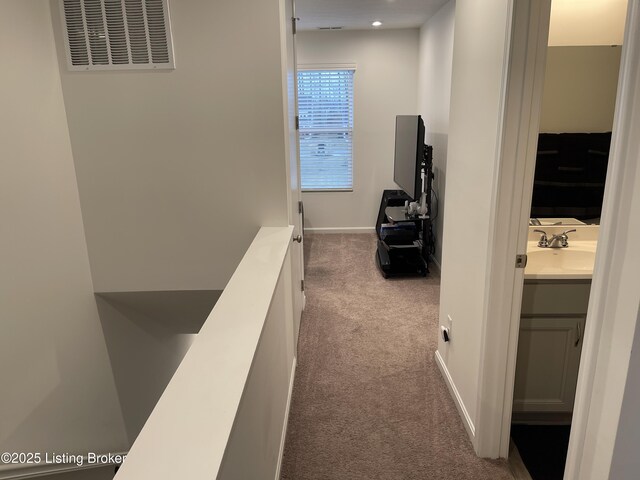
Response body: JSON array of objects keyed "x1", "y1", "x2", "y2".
[
  {"x1": 294, "y1": 0, "x2": 450, "y2": 31},
  {"x1": 294, "y1": 0, "x2": 628, "y2": 41}
]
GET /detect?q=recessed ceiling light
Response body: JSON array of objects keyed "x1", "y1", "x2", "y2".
[{"x1": 372, "y1": 20, "x2": 382, "y2": 27}]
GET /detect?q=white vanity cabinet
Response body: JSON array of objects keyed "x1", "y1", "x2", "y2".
[{"x1": 512, "y1": 282, "x2": 591, "y2": 416}]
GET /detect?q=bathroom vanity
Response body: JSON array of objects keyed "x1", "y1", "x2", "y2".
[{"x1": 512, "y1": 225, "x2": 598, "y2": 421}]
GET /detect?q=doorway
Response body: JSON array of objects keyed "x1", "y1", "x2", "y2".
[{"x1": 499, "y1": 1, "x2": 630, "y2": 478}]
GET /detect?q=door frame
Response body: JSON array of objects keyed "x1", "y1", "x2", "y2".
[
  {"x1": 562, "y1": 2, "x2": 640, "y2": 477},
  {"x1": 473, "y1": 0, "x2": 552, "y2": 458},
  {"x1": 476, "y1": 0, "x2": 640, "y2": 477},
  {"x1": 280, "y1": 0, "x2": 305, "y2": 337}
]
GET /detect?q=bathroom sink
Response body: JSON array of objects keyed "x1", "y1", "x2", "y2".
[{"x1": 525, "y1": 244, "x2": 597, "y2": 279}]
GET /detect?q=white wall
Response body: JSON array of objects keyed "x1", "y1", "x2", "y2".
[
  {"x1": 436, "y1": 0, "x2": 512, "y2": 432},
  {"x1": 548, "y1": 0, "x2": 627, "y2": 46},
  {"x1": 540, "y1": 46, "x2": 622, "y2": 133},
  {"x1": 113, "y1": 227, "x2": 296, "y2": 480},
  {"x1": 296, "y1": 29, "x2": 419, "y2": 231},
  {"x1": 0, "y1": 0, "x2": 127, "y2": 462},
  {"x1": 417, "y1": 0, "x2": 455, "y2": 266},
  {"x1": 95, "y1": 291, "x2": 219, "y2": 443},
  {"x1": 51, "y1": 0, "x2": 290, "y2": 293}
]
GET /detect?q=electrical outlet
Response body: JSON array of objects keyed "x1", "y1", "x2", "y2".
[{"x1": 441, "y1": 326, "x2": 451, "y2": 343}]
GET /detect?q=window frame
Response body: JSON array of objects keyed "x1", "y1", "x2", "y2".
[{"x1": 297, "y1": 64, "x2": 356, "y2": 192}]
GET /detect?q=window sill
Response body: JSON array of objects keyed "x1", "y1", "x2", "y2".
[{"x1": 302, "y1": 188, "x2": 353, "y2": 193}]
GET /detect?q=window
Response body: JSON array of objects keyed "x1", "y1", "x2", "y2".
[{"x1": 297, "y1": 68, "x2": 354, "y2": 191}]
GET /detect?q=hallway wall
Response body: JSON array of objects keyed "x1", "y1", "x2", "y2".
[
  {"x1": 0, "y1": 0, "x2": 128, "y2": 461},
  {"x1": 296, "y1": 29, "x2": 419, "y2": 231},
  {"x1": 51, "y1": 0, "x2": 290, "y2": 293},
  {"x1": 417, "y1": 0, "x2": 455, "y2": 267},
  {"x1": 436, "y1": 0, "x2": 513, "y2": 434}
]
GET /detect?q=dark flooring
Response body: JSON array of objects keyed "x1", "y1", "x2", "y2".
[{"x1": 511, "y1": 425, "x2": 571, "y2": 480}]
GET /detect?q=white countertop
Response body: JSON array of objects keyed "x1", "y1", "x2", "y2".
[{"x1": 524, "y1": 225, "x2": 599, "y2": 280}]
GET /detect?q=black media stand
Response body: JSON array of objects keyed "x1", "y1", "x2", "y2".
[
  {"x1": 375, "y1": 144, "x2": 435, "y2": 278},
  {"x1": 375, "y1": 199, "x2": 430, "y2": 278}
]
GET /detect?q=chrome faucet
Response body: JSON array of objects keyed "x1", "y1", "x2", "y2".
[
  {"x1": 534, "y1": 229, "x2": 577, "y2": 248},
  {"x1": 533, "y1": 229, "x2": 549, "y2": 247}
]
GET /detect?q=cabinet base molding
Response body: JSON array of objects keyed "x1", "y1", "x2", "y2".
[{"x1": 512, "y1": 411, "x2": 573, "y2": 425}]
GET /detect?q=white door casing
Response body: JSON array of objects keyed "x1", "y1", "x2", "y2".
[
  {"x1": 476, "y1": 2, "x2": 639, "y2": 479},
  {"x1": 473, "y1": 0, "x2": 552, "y2": 458},
  {"x1": 280, "y1": 0, "x2": 304, "y2": 349},
  {"x1": 564, "y1": 2, "x2": 640, "y2": 478}
]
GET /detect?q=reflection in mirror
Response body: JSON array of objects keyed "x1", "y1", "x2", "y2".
[{"x1": 530, "y1": 45, "x2": 622, "y2": 226}]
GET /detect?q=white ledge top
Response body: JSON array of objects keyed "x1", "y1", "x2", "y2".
[{"x1": 115, "y1": 226, "x2": 293, "y2": 480}]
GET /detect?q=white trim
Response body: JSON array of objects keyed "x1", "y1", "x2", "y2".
[
  {"x1": 474, "y1": 0, "x2": 522, "y2": 457},
  {"x1": 474, "y1": 0, "x2": 552, "y2": 458},
  {"x1": 0, "y1": 452, "x2": 127, "y2": 479},
  {"x1": 480, "y1": 0, "x2": 639, "y2": 474},
  {"x1": 304, "y1": 227, "x2": 375, "y2": 234},
  {"x1": 275, "y1": 357, "x2": 297, "y2": 480},
  {"x1": 280, "y1": 0, "x2": 305, "y2": 359},
  {"x1": 302, "y1": 188, "x2": 353, "y2": 193},
  {"x1": 297, "y1": 63, "x2": 357, "y2": 71},
  {"x1": 435, "y1": 351, "x2": 476, "y2": 439},
  {"x1": 564, "y1": 2, "x2": 640, "y2": 478}
]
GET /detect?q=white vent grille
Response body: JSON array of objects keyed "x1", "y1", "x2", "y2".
[{"x1": 60, "y1": 0, "x2": 175, "y2": 71}]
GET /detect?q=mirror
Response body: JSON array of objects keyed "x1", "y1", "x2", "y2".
[{"x1": 530, "y1": 45, "x2": 622, "y2": 226}]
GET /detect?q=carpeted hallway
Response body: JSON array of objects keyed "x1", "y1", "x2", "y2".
[{"x1": 280, "y1": 234, "x2": 514, "y2": 480}]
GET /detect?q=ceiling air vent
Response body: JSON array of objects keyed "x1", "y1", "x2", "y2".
[{"x1": 60, "y1": 0, "x2": 175, "y2": 71}]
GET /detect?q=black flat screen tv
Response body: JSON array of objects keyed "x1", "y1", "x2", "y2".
[{"x1": 393, "y1": 115, "x2": 425, "y2": 201}]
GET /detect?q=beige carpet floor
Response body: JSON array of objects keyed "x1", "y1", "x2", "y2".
[{"x1": 280, "y1": 233, "x2": 513, "y2": 480}]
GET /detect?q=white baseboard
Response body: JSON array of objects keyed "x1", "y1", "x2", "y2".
[
  {"x1": 274, "y1": 356, "x2": 297, "y2": 480},
  {"x1": 304, "y1": 227, "x2": 375, "y2": 234},
  {"x1": 435, "y1": 350, "x2": 476, "y2": 440}
]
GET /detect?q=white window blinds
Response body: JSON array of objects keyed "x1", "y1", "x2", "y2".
[{"x1": 297, "y1": 69, "x2": 354, "y2": 190}]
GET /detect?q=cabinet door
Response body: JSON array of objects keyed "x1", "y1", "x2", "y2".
[{"x1": 512, "y1": 316, "x2": 585, "y2": 413}]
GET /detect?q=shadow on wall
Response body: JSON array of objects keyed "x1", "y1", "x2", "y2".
[
  {"x1": 429, "y1": 131, "x2": 448, "y2": 268},
  {"x1": 95, "y1": 290, "x2": 221, "y2": 444}
]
